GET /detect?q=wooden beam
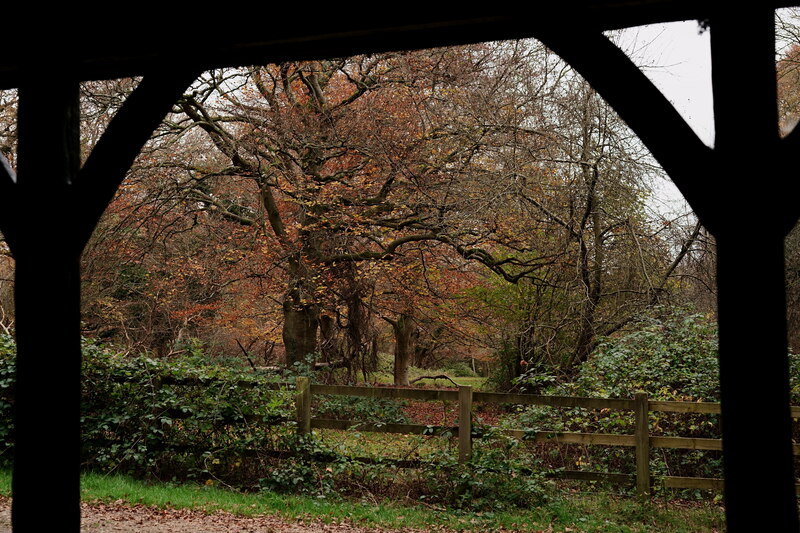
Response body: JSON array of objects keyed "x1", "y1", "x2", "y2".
[
  {"x1": 295, "y1": 377, "x2": 311, "y2": 435},
  {"x1": 313, "y1": 384, "x2": 459, "y2": 402},
  {"x1": 535, "y1": 29, "x2": 716, "y2": 230},
  {"x1": 458, "y1": 386, "x2": 472, "y2": 462},
  {"x1": 474, "y1": 392, "x2": 635, "y2": 410},
  {"x1": 11, "y1": 73, "x2": 82, "y2": 532},
  {"x1": 0, "y1": 6, "x2": 728, "y2": 89},
  {"x1": 710, "y1": 7, "x2": 799, "y2": 531},
  {"x1": 503, "y1": 429, "x2": 636, "y2": 447},
  {"x1": 311, "y1": 419, "x2": 458, "y2": 436},
  {"x1": 662, "y1": 476, "x2": 725, "y2": 491},
  {"x1": 649, "y1": 401, "x2": 720, "y2": 414},
  {"x1": 650, "y1": 436, "x2": 722, "y2": 451},
  {"x1": 634, "y1": 392, "x2": 651, "y2": 499},
  {"x1": 74, "y1": 68, "x2": 200, "y2": 249}
]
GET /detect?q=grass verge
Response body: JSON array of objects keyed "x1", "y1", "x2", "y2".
[{"x1": 0, "y1": 470, "x2": 723, "y2": 532}]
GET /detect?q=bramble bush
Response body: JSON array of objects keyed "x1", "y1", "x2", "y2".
[
  {"x1": 419, "y1": 431, "x2": 553, "y2": 511},
  {"x1": 315, "y1": 395, "x2": 408, "y2": 424},
  {"x1": 441, "y1": 359, "x2": 479, "y2": 378},
  {"x1": 561, "y1": 308, "x2": 723, "y2": 483},
  {"x1": 258, "y1": 434, "x2": 349, "y2": 496},
  {"x1": 507, "y1": 307, "x2": 800, "y2": 489},
  {"x1": 0, "y1": 334, "x2": 14, "y2": 459},
  {"x1": 83, "y1": 344, "x2": 298, "y2": 485}
]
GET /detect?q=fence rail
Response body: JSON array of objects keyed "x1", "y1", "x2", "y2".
[
  {"x1": 294, "y1": 378, "x2": 800, "y2": 497},
  {"x1": 112, "y1": 374, "x2": 799, "y2": 497}
]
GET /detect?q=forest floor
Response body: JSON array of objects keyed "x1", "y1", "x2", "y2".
[
  {"x1": 0, "y1": 490, "x2": 725, "y2": 532},
  {"x1": 0, "y1": 498, "x2": 438, "y2": 533}
]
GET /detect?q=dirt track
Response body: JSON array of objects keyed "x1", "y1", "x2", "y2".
[{"x1": 0, "y1": 499, "x2": 434, "y2": 533}]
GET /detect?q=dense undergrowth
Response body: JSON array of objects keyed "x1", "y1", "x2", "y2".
[
  {"x1": 0, "y1": 307, "x2": 793, "y2": 510},
  {"x1": 0, "y1": 336, "x2": 550, "y2": 510},
  {"x1": 504, "y1": 308, "x2": 800, "y2": 490}
]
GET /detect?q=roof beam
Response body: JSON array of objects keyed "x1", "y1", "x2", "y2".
[{"x1": 3, "y1": 3, "x2": 797, "y2": 88}]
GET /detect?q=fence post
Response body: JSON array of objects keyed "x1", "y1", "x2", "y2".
[
  {"x1": 296, "y1": 376, "x2": 311, "y2": 436},
  {"x1": 634, "y1": 391, "x2": 650, "y2": 499},
  {"x1": 458, "y1": 385, "x2": 473, "y2": 463}
]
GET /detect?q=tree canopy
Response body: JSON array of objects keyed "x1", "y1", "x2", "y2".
[{"x1": 0, "y1": 38, "x2": 706, "y2": 383}]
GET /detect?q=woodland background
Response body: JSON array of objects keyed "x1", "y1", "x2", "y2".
[
  {"x1": 0, "y1": 24, "x2": 798, "y2": 391},
  {"x1": 0, "y1": 23, "x2": 797, "y2": 523}
]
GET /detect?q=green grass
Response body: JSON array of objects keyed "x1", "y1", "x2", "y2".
[
  {"x1": 363, "y1": 353, "x2": 489, "y2": 390},
  {"x1": 317, "y1": 428, "x2": 452, "y2": 458},
  {"x1": 367, "y1": 370, "x2": 488, "y2": 389},
  {"x1": 0, "y1": 470, "x2": 724, "y2": 532},
  {"x1": 410, "y1": 376, "x2": 487, "y2": 388}
]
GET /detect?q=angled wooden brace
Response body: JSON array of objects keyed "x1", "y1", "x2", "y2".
[
  {"x1": 74, "y1": 67, "x2": 202, "y2": 249},
  {"x1": 535, "y1": 28, "x2": 716, "y2": 230}
]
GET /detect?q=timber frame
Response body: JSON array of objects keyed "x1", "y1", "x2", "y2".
[{"x1": 4, "y1": 4, "x2": 800, "y2": 530}]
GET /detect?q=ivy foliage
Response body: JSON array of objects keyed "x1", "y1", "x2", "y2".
[
  {"x1": 569, "y1": 308, "x2": 721, "y2": 401},
  {"x1": 315, "y1": 395, "x2": 408, "y2": 424},
  {"x1": 509, "y1": 308, "x2": 800, "y2": 487},
  {"x1": 420, "y1": 431, "x2": 553, "y2": 511},
  {"x1": 0, "y1": 336, "x2": 556, "y2": 508},
  {"x1": 0, "y1": 336, "x2": 295, "y2": 485}
]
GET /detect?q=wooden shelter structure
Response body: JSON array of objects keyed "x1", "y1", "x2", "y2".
[{"x1": 2, "y1": 4, "x2": 799, "y2": 530}]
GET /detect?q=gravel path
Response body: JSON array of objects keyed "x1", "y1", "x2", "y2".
[{"x1": 0, "y1": 499, "x2": 434, "y2": 532}]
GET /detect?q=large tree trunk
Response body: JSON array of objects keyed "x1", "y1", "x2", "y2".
[
  {"x1": 568, "y1": 162, "x2": 603, "y2": 371},
  {"x1": 318, "y1": 314, "x2": 340, "y2": 364},
  {"x1": 392, "y1": 313, "x2": 414, "y2": 386},
  {"x1": 282, "y1": 289, "x2": 318, "y2": 366},
  {"x1": 343, "y1": 289, "x2": 365, "y2": 383}
]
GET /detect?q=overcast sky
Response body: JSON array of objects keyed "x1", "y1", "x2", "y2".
[
  {"x1": 611, "y1": 20, "x2": 714, "y2": 148},
  {"x1": 608, "y1": 21, "x2": 714, "y2": 217}
]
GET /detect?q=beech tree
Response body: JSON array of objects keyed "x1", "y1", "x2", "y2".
[
  {"x1": 72, "y1": 39, "x2": 702, "y2": 385},
  {"x1": 127, "y1": 43, "x2": 560, "y2": 377},
  {"x1": 162, "y1": 58, "x2": 452, "y2": 369}
]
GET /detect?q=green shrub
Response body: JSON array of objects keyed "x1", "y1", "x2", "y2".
[
  {"x1": 485, "y1": 339, "x2": 521, "y2": 392},
  {"x1": 81, "y1": 343, "x2": 295, "y2": 484},
  {"x1": 0, "y1": 336, "x2": 295, "y2": 485},
  {"x1": 569, "y1": 308, "x2": 720, "y2": 402},
  {"x1": 258, "y1": 434, "x2": 347, "y2": 496},
  {"x1": 0, "y1": 334, "x2": 15, "y2": 463},
  {"x1": 442, "y1": 360, "x2": 478, "y2": 378},
  {"x1": 419, "y1": 434, "x2": 553, "y2": 511},
  {"x1": 315, "y1": 395, "x2": 408, "y2": 424},
  {"x1": 509, "y1": 308, "x2": 727, "y2": 486}
]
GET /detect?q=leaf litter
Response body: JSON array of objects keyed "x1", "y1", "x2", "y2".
[{"x1": 0, "y1": 497, "x2": 438, "y2": 533}]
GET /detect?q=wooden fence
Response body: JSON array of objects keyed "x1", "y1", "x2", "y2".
[{"x1": 293, "y1": 377, "x2": 800, "y2": 498}]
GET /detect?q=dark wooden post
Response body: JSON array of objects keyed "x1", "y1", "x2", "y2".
[
  {"x1": 634, "y1": 392, "x2": 650, "y2": 499},
  {"x1": 295, "y1": 377, "x2": 311, "y2": 435},
  {"x1": 715, "y1": 233, "x2": 797, "y2": 529},
  {"x1": 4, "y1": 64, "x2": 200, "y2": 532},
  {"x1": 458, "y1": 385, "x2": 472, "y2": 463},
  {"x1": 708, "y1": 8, "x2": 799, "y2": 531},
  {"x1": 11, "y1": 75, "x2": 83, "y2": 531}
]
